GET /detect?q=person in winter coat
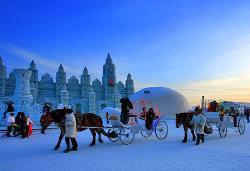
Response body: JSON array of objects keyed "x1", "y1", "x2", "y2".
[
  {"x1": 219, "y1": 107, "x2": 225, "y2": 122},
  {"x1": 140, "y1": 107, "x2": 147, "y2": 120},
  {"x1": 190, "y1": 108, "x2": 206, "y2": 145},
  {"x1": 145, "y1": 108, "x2": 155, "y2": 130},
  {"x1": 14, "y1": 112, "x2": 21, "y2": 136},
  {"x1": 6, "y1": 113, "x2": 16, "y2": 137},
  {"x1": 105, "y1": 112, "x2": 109, "y2": 124},
  {"x1": 26, "y1": 115, "x2": 34, "y2": 137},
  {"x1": 230, "y1": 107, "x2": 238, "y2": 127},
  {"x1": 120, "y1": 98, "x2": 133, "y2": 124},
  {"x1": 42, "y1": 104, "x2": 51, "y2": 115},
  {"x1": 19, "y1": 112, "x2": 27, "y2": 139},
  {"x1": 3, "y1": 103, "x2": 15, "y2": 119},
  {"x1": 64, "y1": 111, "x2": 78, "y2": 153},
  {"x1": 245, "y1": 109, "x2": 250, "y2": 123}
]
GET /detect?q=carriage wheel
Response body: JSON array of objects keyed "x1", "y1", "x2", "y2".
[
  {"x1": 219, "y1": 122, "x2": 227, "y2": 138},
  {"x1": 119, "y1": 127, "x2": 135, "y2": 145},
  {"x1": 238, "y1": 117, "x2": 245, "y2": 135},
  {"x1": 155, "y1": 121, "x2": 168, "y2": 140},
  {"x1": 108, "y1": 128, "x2": 120, "y2": 142},
  {"x1": 140, "y1": 129, "x2": 153, "y2": 138}
]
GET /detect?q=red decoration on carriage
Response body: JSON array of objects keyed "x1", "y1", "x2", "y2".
[
  {"x1": 127, "y1": 99, "x2": 161, "y2": 125},
  {"x1": 130, "y1": 99, "x2": 160, "y2": 116}
]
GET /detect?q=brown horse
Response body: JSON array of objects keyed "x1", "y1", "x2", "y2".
[
  {"x1": 176, "y1": 112, "x2": 196, "y2": 143},
  {"x1": 40, "y1": 108, "x2": 117, "y2": 150}
]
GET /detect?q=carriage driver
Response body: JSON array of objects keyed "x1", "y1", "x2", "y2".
[
  {"x1": 219, "y1": 107, "x2": 225, "y2": 122},
  {"x1": 230, "y1": 107, "x2": 238, "y2": 127},
  {"x1": 120, "y1": 98, "x2": 133, "y2": 124}
]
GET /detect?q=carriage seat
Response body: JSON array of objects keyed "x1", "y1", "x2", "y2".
[
  {"x1": 109, "y1": 115, "x2": 122, "y2": 127},
  {"x1": 109, "y1": 115, "x2": 133, "y2": 127},
  {"x1": 204, "y1": 112, "x2": 220, "y2": 123},
  {"x1": 139, "y1": 115, "x2": 159, "y2": 120},
  {"x1": 109, "y1": 115, "x2": 119, "y2": 121}
]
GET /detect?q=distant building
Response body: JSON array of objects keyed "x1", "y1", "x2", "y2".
[{"x1": 0, "y1": 54, "x2": 135, "y2": 115}]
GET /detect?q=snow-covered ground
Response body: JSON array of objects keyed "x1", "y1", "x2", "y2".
[{"x1": 0, "y1": 120, "x2": 250, "y2": 171}]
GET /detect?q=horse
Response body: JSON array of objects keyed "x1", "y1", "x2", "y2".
[
  {"x1": 40, "y1": 108, "x2": 117, "y2": 150},
  {"x1": 176, "y1": 112, "x2": 196, "y2": 143}
]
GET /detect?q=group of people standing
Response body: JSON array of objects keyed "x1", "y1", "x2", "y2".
[{"x1": 6, "y1": 112, "x2": 33, "y2": 138}]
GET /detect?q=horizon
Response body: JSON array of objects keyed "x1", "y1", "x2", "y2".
[{"x1": 1, "y1": 0, "x2": 250, "y2": 105}]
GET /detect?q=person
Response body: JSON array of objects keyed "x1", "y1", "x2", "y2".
[
  {"x1": 19, "y1": 112, "x2": 27, "y2": 139},
  {"x1": 219, "y1": 107, "x2": 225, "y2": 122},
  {"x1": 105, "y1": 112, "x2": 109, "y2": 124},
  {"x1": 3, "y1": 103, "x2": 15, "y2": 119},
  {"x1": 245, "y1": 109, "x2": 250, "y2": 123},
  {"x1": 140, "y1": 107, "x2": 147, "y2": 120},
  {"x1": 64, "y1": 110, "x2": 78, "y2": 153},
  {"x1": 230, "y1": 107, "x2": 238, "y2": 127},
  {"x1": 14, "y1": 112, "x2": 22, "y2": 136},
  {"x1": 42, "y1": 103, "x2": 51, "y2": 115},
  {"x1": 26, "y1": 115, "x2": 34, "y2": 137},
  {"x1": 190, "y1": 108, "x2": 206, "y2": 145},
  {"x1": 145, "y1": 108, "x2": 155, "y2": 130},
  {"x1": 120, "y1": 98, "x2": 133, "y2": 125},
  {"x1": 6, "y1": 113, "x2": 16, "y2": 137}
]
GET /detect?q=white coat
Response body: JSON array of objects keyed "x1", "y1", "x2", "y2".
[
  {"x1": 7, "y1": 116, "x2": 15, "y2": 126},
  {"x1": 65, "y1": 113, "x2": 77, "y2": 138},
  {"x1": 190, "y1": 113, "x2": 206, "y2": 134}
]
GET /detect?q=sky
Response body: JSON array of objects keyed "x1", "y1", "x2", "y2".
[{"x1": 0, "y1": 0, "x2": 250, "y2": 105}]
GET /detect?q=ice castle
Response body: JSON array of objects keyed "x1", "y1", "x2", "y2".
[{"x1": 0, "y1": 54, "x2": 134, "y2": 123}]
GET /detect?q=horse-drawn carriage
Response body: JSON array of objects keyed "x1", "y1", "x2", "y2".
[
  {"x1": 176, "y1": 101, "x2": 246, "y2": 143},
  {"x1": 107, "y1": 99, "x2": 168, "y2": 145},
  {"x1": 204, "y1": 102, "x2": 246, "y2": 138},
  {"x1": 40, "y1": 99, "x2": 168, "y2": 150}
]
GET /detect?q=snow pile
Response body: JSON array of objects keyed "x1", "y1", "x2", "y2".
[{"x1": 100, "y1": 107, "x2": 121, "y2": 118}]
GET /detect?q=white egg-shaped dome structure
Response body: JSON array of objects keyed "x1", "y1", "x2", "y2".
[
  {"x1": 100, "y1": 107, "x2": 121, "y2": 118},
  {"x1": 130, "y1": 87, "x2": 190, "y2": 118}
]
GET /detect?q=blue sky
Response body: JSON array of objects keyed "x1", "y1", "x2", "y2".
[{"x1": 1, "y1": 0, "x2": 250, "y2": 104}]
